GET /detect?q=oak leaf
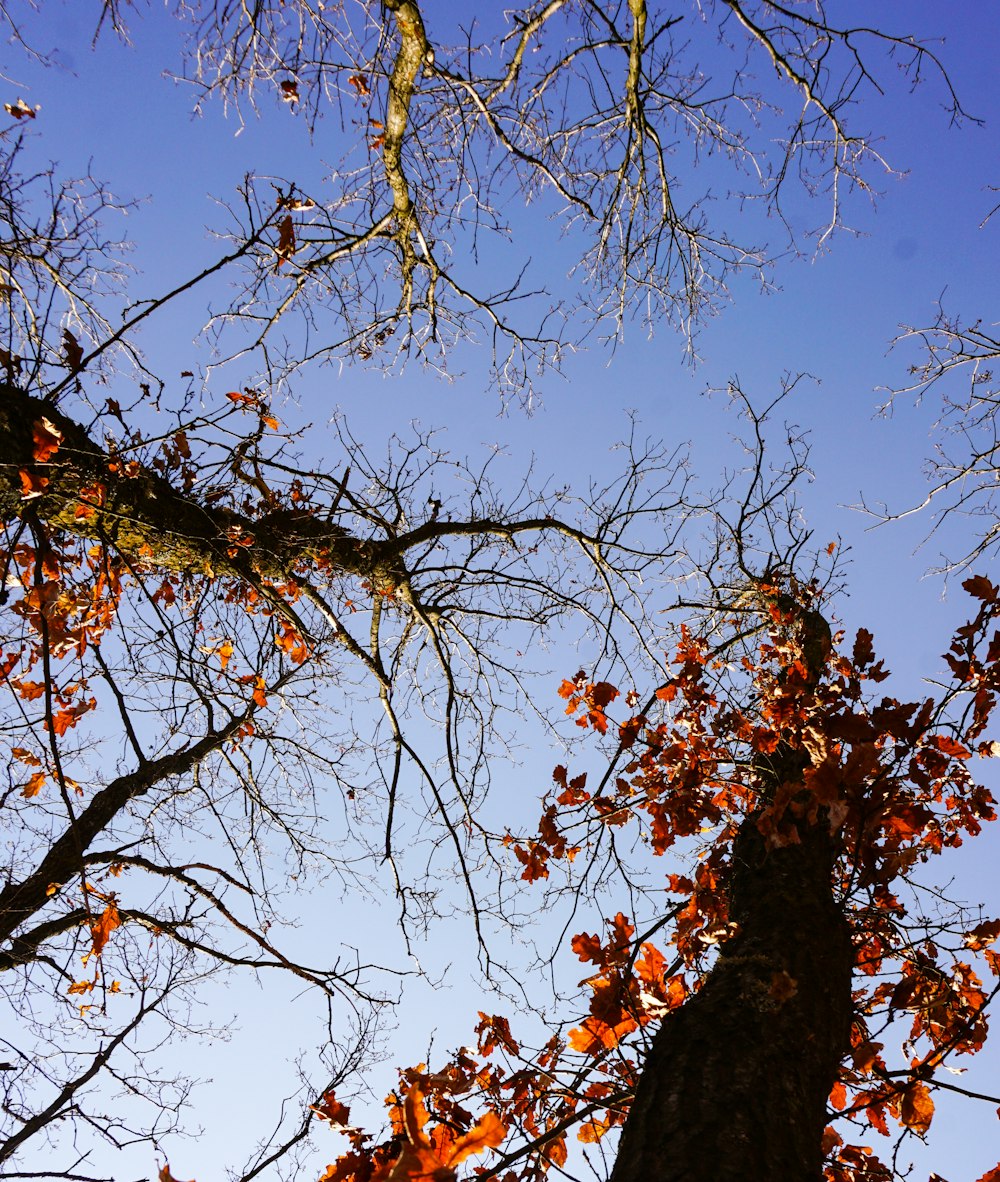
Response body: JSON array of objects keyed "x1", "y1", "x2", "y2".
[
  {"x1": 18, "y1": 469, "x2": 49, "y2": 500},
  {"x1": 32, "y1": 417, "x2": 63, "y2": 462},
  {"x1": 313, "y1": 1092, "x2": 352, "y2": 1127},
  {"x1": 21, "y1": 771, "x2": 45, "y2": 798},
  {"x1": 386, "y1": 1079, "x2": 505, "y2": 1182},
  {"x1": 90, "y1": 900, "x2": 121, "y2": 957},
  {"x1": 276, "y1": 215, "x2": 296, "y2": 265},
  {"x1": 62, "y1": 329, "x2": 84, "y2": 373},
  {"x1": 963, "y1": 575, "x2": 998, "y2": 603},
  {"x1": 899, "y1": 1080, "x2": 934, "y2": 1135}
]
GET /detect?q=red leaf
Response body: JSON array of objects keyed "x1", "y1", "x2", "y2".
[
  {"x1": 966, "y1": 919, "x2": 1000, "y2": 951},
  {"x1": 931, "y1": 733, "x2": 971, "y2": 759},
  {"x1": 571, "y1": 932, "x2": 604, "y2": 964}
]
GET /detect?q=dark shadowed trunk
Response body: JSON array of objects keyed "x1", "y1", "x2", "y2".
[{"x1": 610, "y1": 605, "x2": 854, "y2": 1182}]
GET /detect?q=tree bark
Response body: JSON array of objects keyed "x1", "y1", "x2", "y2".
[
  {"x1": 0, "y1": 386, "x2": 400, "y2": 588},
  {"x1": 610, "y1": 603, "x2": 853, "y2": 1182}
]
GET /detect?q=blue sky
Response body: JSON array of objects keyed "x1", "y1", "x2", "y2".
[{"x1": 3, "y1": 3, "x2": 1000, "y2": 1180}]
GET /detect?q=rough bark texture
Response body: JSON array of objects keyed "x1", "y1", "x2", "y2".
[
  {"x1": 610, "y1": 604, "x2": 853, "y2": 1182},
  {"x1": 0, "y1": 386, "x2": 401, "y2": 588}
]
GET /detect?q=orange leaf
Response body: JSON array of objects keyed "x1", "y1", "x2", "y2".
[
  {"x1": 313, "y1": 1092, "x2": 352, "y2": 1127},
  {"x1": 159, "y1": 1165, "x2": 195, "y2": 1182},
  {"x1": 899, "y1": 1080, "x2": 934, "y2": 1135},
  {"x1": 578, "y1": 1116, "x2": 611, "y2": 1144},
  {"x1": 850, "y1": 1040, "x2": 883, "y2": 1074},
  {"x1": 18, "y1": 469, "x2": 49, "y2": 500},
  {"x1": 22, "y1": 770, "x2": 45, "y2": 798},
  {"x1": 543, "y1": 1132, "x2": 566, "y2": 1169},
  {"x1": 446, "y1": 1111, "x2": 506, "y2": 1166},
  {"x1": 50, "y1": 698, "x2": 96, "y2": 736},
  {"x1": 90, "y1": 900, "x2": 120, "y2": 957},
  {"x1": 275, "y1": 623, "x2": 309, "y2": 664},
  {"x1": 32, "y1": 416, "x2": 63, "y2": 462},
  {"x1": 402, "y1": 1079, "x2": 432, "y2": 1150}
]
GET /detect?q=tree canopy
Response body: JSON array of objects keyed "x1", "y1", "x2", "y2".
[{"x1": 0, "y1": 5, "x2": 998, "y2": 1182}]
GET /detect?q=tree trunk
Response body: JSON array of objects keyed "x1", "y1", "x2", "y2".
[{"x1": 611, "y1": 603, "x2": 853, "y2": 1182}]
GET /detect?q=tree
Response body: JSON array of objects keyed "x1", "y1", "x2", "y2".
[
  {"x1": 90, "y1": 0, "x2": 969, "y2": 399},
  {"x1": 0, "y1": 4, "x2": 993, "y2": 1181},
  {"x1": 0, "y1": 373, "x2": 701, "y2": 1176},
  {"x1": 303, "y1": 399, "x2": 1000, "y2": 1182}
]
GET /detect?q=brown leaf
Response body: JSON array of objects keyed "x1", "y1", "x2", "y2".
[
  {"x1": 62, "y1": 329, "x2": 84, "y2": 373},
  {"x1": 276, "y1": 215, "x2": 295, "y2": 265},
  {"x1": 5, "y1": 97, "x2": 37, "y2": 120}
]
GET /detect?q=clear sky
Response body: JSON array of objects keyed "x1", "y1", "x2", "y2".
[{"x1": 3, "y1": 3, "x2": 999, "y2": 1180}]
